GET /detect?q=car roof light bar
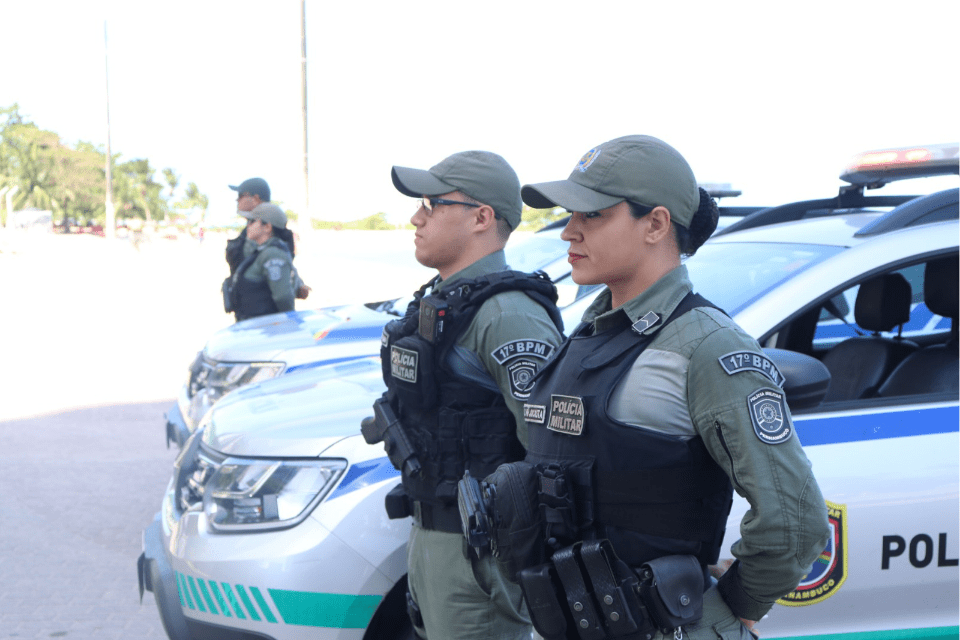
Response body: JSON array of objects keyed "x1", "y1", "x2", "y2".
[
  {"x1": 841, "y1": 143, "x2": 959, "y2": 188},
  {"x1": 853, "y1": 188, "x2": 959, "y2": 237}
]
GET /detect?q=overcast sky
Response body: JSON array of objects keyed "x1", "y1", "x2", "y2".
[{"x1": 2, "y1": 0, "x2": 957, "y2": 226}]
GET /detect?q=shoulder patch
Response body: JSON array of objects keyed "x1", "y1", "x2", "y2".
[
  {"x1": 492, "y1": 339, "x2": 555, "y2": 364},
  {"x1": 719, "y1": 350, "x2": 785, "y2": 387},
  {"x1": 747, "y1": 388, "x2": 792, "y2": 444},
  {"x1": 264, "y1": 257, "x2": 286, "y2": 281},
  {"x1": 508, "y1": 358, "x2": 539, "y2": 400}
]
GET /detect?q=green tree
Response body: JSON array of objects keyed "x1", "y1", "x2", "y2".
[
  {"x1": 114, "y1": 158, "x2": 168, "y2": 225},
  {"x1": 518, "y1": 205, "x2": 567, "y2": 231},
  {"x1": 0, "y1": 118, "x2": 59, "y2": 218},
  {"x1": 162, "y1": 168, "x2": 179, "y2": 198},
  {"x1": 175, "y1": 182, "x2": 210, "y2": 223},
  {"x1": 48, "y1": 142, "x2": 106, "y2": 226}
]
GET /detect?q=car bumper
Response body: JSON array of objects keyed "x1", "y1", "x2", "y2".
[
  {"x1": 139, "y1": 513, "x2": 193, "y2": 640},
  {"x1": 148, "y1": 486, "x2": 400, "y2": 640}
]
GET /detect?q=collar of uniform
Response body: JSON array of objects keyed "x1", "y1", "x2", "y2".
[
  {"x1": 589, "y1": 265, "x2": 693, "y2": 335},
  {"x1": 435, "y1": 250, "x2": 508, "y2": 292}
]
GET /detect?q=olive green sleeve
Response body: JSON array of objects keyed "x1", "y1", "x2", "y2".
[
  {"x1": 259, "y1": 247, "x2": 295, "y2": 312},
  {"x1": 687, "y1": 326, "x2": 830, "y2": 621},
  {"x1": 470, "y1": 294, "x2": 563, "y2": 449}
]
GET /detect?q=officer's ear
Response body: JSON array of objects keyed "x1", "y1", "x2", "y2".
[
  {"x1": 472, "y1": 204, "x2": 497, "y2": 233},
  {"x1": 643, "y1": 206, "x2": 672, "y2": 245}
]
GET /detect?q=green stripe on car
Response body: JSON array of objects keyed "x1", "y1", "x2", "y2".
[
  {"x1": 269, "y1": 589, "x2": 381, "y2": 628},
  {"x1": 174, "y1": 572, "x2": 383, "y2": 629},
  {"x1": 780, "y1": 627, "x2": 960, "y2": 640}
]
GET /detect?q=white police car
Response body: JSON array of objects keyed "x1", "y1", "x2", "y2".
[{"x1": 140, "y1": 145, "x2": 958, "y2": 640}]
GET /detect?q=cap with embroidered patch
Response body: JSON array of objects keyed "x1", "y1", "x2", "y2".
[
  {"x1": 521, "y1": 135, "x2": 698, "y2": 228},
  {"x1": 239, "y1": 202, "x2": 287, "y2": 229},
  {"x1": 392, "y1": 150, "x2": 522, "y2": 230},
  {"x1": 229, "y1": 177, "x2": 271, "y2": 202}
]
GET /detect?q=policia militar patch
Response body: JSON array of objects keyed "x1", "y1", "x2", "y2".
[
  {"x1": 546, "y1": 394, "x2": 585, "y2": 436},
  {"x1": 747, "y1": 388, "x2": 791, "y2": 444},
  {"x1": 390, "y1": 346, "x2": 418, "y2": 383}
]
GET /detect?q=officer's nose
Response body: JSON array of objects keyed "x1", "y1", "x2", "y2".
[{"x1": 561, "y1": 214, "x2": 582, "y2": 242}]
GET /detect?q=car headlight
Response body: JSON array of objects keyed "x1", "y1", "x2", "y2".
[
  {"x1": 206, "y1": 362, "x2": 285, "y2": 396},
  {"x1": 202, "y1": 457, "x2": 346, "y2": 532}
]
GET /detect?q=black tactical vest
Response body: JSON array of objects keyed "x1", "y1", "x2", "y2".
[
  {"x1": 231, "y1": 240, "x2": 291, "y2": 321},
  {"x1": 524, "y1": 293, "x2": 733, "y2": 568},
  {"x1": 381, "y1": 270, "x2": 563, "y2": 526}
]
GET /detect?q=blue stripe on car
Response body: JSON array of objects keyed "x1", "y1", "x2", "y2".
[
  {"x1": 328, "y1": 458, "x2": 401, "y2": 501},
  {"x1": 796, "y1": 405, "x2": 958, "y2": 447}
]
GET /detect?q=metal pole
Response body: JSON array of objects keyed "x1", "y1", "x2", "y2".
[
  {"x1": 104, "y1": 20, "x2": 116, "y2": 239},
  {"x1": 301, "y1": 0, "x2": 309, "y2": 228}
]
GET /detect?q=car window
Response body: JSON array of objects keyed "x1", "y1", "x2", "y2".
[
  {"x1": 687, "y1": 242, "x2": 844, "y2": 315},
  {"x1": 812, "y1": 263, "x2": 945, "y2": 350}
]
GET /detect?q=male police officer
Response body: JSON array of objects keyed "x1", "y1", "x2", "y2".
[
  {"x1": 370, "y1": 151, "x2": 564, "y2": 639},
  {"x1": 230, "y1": 202, "x2": 296, "y2": 321}
]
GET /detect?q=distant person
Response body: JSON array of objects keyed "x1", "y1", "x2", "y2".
[
  {"x1": 221, "y1": 178, "x2": 310, "y2": 315},
  {"x1": 229, "y1": 203, "x2": 297, "y2": 322}
]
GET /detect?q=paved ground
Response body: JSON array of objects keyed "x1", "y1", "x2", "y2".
[{"x1": 0, "y1": 228, "x2": 435, "y2": 639}]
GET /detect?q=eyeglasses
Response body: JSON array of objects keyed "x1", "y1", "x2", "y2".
[{"x1": 418, "y1": 197, "x2": 481, "y2": 213}]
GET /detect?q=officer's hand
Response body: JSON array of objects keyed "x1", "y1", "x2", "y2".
[
  {"x1": 296, "y1": 284, "x2": 312, "y2": 299},
  {"x1": 740, "y1": 618, "x2": 758, "y2": 635}
]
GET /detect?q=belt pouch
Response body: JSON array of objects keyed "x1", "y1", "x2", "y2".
[
  {"x1": 637, "y1": 555, "x2": 704, "y2": 633},
  {"x1": 517, "y1": 563, "x2": 568, "y2": 640}
]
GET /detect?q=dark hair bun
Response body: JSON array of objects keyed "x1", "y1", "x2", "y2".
[{"x1": 682, "y1": 187, "x2": 719, "y2": 255}]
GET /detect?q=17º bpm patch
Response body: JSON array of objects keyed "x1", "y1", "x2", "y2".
[
  {"x1": 747, "y1": 388, "x2": 791, "y2": 444},
  {"x1": 547, "y1": 394, "x2": 585, "y2": 436}
]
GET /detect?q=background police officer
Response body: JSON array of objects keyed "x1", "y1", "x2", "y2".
[
  {"x1": 230, "y1": 202, "x2": 296, "y2": 322},
  {"x1": 380, "y1": 150, "x2": 563, "y2": 639},
  {"x1": 516, "y1": 136, "x2": 830, "y2": 639},
  {"x1": 225, "y1": 177, "x2": 310, "y2": 307}
]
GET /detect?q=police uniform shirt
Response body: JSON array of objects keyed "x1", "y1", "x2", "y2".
[
  {"x1": 435, "y1": 250, "x2": 563, "y2": 448},
  {"x1": 579, "y1": 265, "x2": 829, "y2": 621},
  {"x1": 241, "y1": 237, "x2": 295, "y2": 312}
]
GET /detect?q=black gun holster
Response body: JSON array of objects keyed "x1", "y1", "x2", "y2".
[
  {"x1": 384, "y1": 484, "x2": 412, "y2": 520},
  {"x1": 518, "y1": 540, "x2": 704, "y2": 640}
]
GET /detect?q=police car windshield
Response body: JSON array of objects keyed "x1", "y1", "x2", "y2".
[
  {"x1": 504, "y1": 228, "x2": 567, "y2": 275},
  {"x1": 687, "y1": 242, "x2": 844, "y2": 314}
]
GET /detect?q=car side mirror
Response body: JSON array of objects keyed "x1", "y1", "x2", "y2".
[{"x1": 763, "y1": 348, "x2": 831, "y2": 411}]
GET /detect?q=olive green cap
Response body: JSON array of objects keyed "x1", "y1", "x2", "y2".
[
  {"x1": 392, "y1": 150, "x2": 522, "y2": 229},
  {"x1": 521, "y1": 135, "x2": 698, "y2": 227},
  {"x1": 239, "y1": 202, "x2": 287, "y2": 229}
]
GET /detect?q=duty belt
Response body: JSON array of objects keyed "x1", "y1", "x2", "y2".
[{"x1": 412, "y1": 501, "x2": 463, "y2": 533}]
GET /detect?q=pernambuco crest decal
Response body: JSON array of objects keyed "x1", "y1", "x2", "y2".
[
  {"x1": 576, "y1": 148, "x2": 602, "y2": 173},
  {"x1": 778, "y1": 501, "x2": 848, "y2": 606}
]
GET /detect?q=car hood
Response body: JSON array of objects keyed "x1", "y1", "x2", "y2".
[
  {"x1": 202, "y1": 358, "x2": 386, "y2": 457},
  {"x1": 204, "y1": 303, "x2": 395, "y2": 363}
]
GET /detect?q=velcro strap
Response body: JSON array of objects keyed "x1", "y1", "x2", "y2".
[{"x1": 552, "y1": 545, "x2": 605, "y2": 640}]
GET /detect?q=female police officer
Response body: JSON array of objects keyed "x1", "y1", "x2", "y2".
[
  {"x1": 504, "y1": 135, "x2": 830, "y2": 639},
  {"x1": 230, "y1": 202, "x2": 296, "y2": 321}
]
